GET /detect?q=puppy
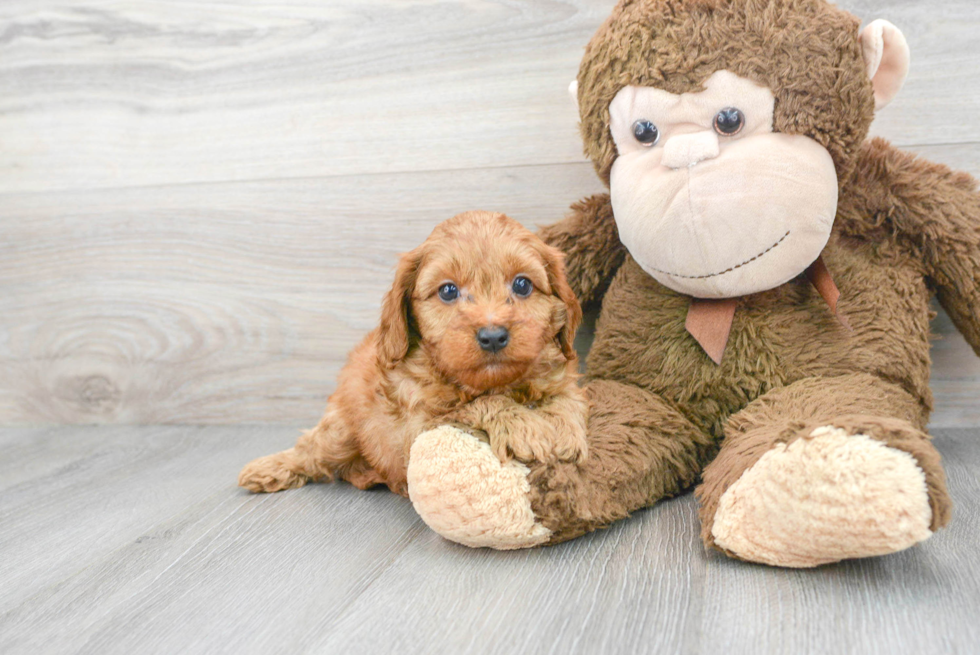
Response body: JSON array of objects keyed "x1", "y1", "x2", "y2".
[{"x1": 238, "y1": 210, "x2": 587, "y2": 497}]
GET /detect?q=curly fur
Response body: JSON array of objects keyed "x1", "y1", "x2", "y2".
[{"x1": 239, "y1": 211, "x2": 587, "y2": 496}]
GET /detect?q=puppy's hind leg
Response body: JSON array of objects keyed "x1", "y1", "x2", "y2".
[{"x1": 238, "y1": 419, "x2": 358, "y2": 493}]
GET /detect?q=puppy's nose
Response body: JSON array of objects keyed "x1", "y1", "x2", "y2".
[{"x1": 476, "y1": 326, "x2": 509, "y2": 353}]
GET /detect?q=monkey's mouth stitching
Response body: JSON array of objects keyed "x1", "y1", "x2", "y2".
[{"x1": 648, "y1": 231, "x2": 791, "y2": 280}]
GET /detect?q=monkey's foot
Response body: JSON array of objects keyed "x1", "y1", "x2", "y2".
[
  {"x1": 407, "y1": 426, "x2": 551, "y2": 549},
  {"x1": 710, "y1": 426, "x2": 934, "y2": 567}
]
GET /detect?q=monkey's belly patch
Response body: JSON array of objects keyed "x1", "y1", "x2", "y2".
[{"x1": 646, "y1": 230, "x2": 790, "y2": 280}]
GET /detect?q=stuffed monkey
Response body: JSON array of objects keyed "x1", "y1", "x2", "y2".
[{"x1": 407, "y1": 0, "x2": 978, "y2": 567}]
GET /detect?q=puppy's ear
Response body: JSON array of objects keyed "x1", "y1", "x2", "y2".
[
  {"x1": 377, "y1": 246, "x2": 423, "y2": 368},
  {"x1": 536, "y1": 241, "x2": 582, "y2": 360}
]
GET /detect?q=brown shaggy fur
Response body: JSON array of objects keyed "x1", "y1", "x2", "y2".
[
  {"x1": 239, "y1": 211, "x2": 587, "y2": 497},
  {"x1": 696, "y1": 373, "x2": 951, "y2": 557},
  {"x1": 578, "y1": 0, "x2": 874, "y2": 186},
  {"x1": 521, "y1": 0, "x2": 971, "y2": 549}
]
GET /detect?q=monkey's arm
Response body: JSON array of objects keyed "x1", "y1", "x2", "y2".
[
  {"x1": 537, "y1": 193, "x2": 626, "y2": 305},
  {"x1": 839, "y1": 138, "x2": 980, "y2": 355}
]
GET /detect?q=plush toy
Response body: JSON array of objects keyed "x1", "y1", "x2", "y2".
[{"x1": 406, "y1": 0, "x2": 980, "y2": 567}]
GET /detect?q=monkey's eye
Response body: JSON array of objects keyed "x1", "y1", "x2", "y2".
[
  {"x1": 713, "y1": 108, "x2": 745, "y2": 136},
  {"x1": 631, "y1": 119, "x2": 660, "y2": 146},
  {"x1": 438, "y1": 283, "x2": 459, "y2": 302},
  {"x1": 512, "y1": 276, "x2": 533, "y2": 297}
]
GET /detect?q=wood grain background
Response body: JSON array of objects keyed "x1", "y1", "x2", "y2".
[{"x1": 2, "y1": 0, "x2": 979, "y2": 426}]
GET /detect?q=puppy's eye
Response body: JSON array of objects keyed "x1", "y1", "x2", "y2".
[
  {"x1": 713, "y1": 107, "x2": 744, "y2": 136},
  {"x1": 512, "y1": 276, "x2": 533, "y2": 297},
  {"x1": 632, "y1": 119, "x2": 660, "y2": 146},
  {"x1": 437, "y1": 283, "x2": 459, "y2": 303}
]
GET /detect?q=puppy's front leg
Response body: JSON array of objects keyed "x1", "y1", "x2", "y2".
[
  {"x1": 486, "y1": 403, "x2": 559, "y2": 463},
  {"x1": 447, "y1": 395, "x2": 587, "y2": 464},
  {"x1": 440, "y1": 396, "x2": 533, "y2": 461},
  {"x1": 528, "y1": 392, "x2": 589, "y2": 463}
]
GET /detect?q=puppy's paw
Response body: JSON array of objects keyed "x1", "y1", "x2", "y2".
[
  {"x1": 490, "y1": 415, "x2": 553, "y2": 463},
  {"x1": 551, "y1": 420, "x2": 589, "y2": 463},
  {"x1": 238, "y1": 453, "x2": 309, "y2": 493},
  {"x1": 489, "y1": 413, "x2": 587, "y2": 464}
]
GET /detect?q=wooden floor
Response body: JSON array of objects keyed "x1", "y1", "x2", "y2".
[{"x1": 0, "y1": 425, "x2": 978, "y2": 654}]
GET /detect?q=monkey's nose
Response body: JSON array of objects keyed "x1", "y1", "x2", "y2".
[
  {"x1": 661, "y1": 131, "x2": 720, "y2": 169},
  {"x1": 477, "y1": 326, "x2": 509, "y2": 353}
]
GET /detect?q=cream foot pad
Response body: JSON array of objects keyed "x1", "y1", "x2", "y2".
[
  {"x1": 407, "y1": 426, "x2": 551, "y2": 550},
  {"x1": 711, "y1": 425, "x2": 933, "y2": 567}
]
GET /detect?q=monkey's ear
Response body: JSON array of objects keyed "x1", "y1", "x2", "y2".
[
  {"x1": 568, "y1": 80, "x2": 579, "y2": 111},
  {"x1": 377, "y1": 247, "x2": 423, "y2": 368},
  {"x1": 860, "y1": 19, "x2": 910, "y2": 111}
]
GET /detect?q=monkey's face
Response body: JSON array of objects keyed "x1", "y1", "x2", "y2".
[{"x1": 607, "y1": 70, "x2": 839, "y2": 298}]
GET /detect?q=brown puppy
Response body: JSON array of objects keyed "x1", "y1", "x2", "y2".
[{"x1": 239, "y1": 211, "x2": 587, "y2": 497}]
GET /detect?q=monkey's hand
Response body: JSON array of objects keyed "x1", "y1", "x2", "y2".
[{"x1": 537, "y1": 194, "x2": 625, "y2": 305}]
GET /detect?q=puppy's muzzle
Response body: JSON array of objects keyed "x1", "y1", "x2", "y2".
[{"x1": 477, "y1": 326, "x2": 509, "y2": 353}]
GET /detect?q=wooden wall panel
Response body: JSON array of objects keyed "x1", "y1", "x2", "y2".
[
  {"x1": 1, "y1": 0, "x2": 978, "y2": 425},
  {"x1": 0, "y1": 164, "x2": 605, "y2": 424}
]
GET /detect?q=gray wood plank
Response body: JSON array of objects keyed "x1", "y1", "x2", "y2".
[
  {"x1": 859, "y1": 0, "x2": 980, "y2": 148},
  {"x1": 0, "y1": 1, "x2": 977, "y2": 193},
  {"x1": 0, "y1": 164, "x2": 605, "y2": 425},
  {"x1": 0, "y1": 426, "x2": 426, "y2": 654},
  {"x1": 0, "y1": 426, "x2": 286, "y2": 612},
  {"x1": 929, "y1": 308, "x2": 980, "y2": 428},
  {"x1": 0, "y1": 427, "x2": 977, "y2": 655},
  {"x1": 2, "y1": 152, "x2": 979, "y2": 427},
  {"x1": 0, "y1": 0, "x2": 603, "y2": 193},
  {"x1": 4, "y1": 489, "x2": 427, "y2": 655},
  {"x1": 311, "y1": 498, "x2": 706, "y2": 655}
]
